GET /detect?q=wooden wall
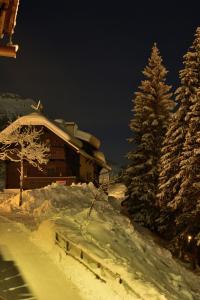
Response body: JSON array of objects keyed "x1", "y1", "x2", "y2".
[
  {"x1": 5, "y1": 126, "x2": 102, "y2": 189},
  {"x1": 6, "y1": 127, "x2": 80, "y2": 189},
  {"x1": 79, "y1": 155, "x2": 95, "y2": 183},
  {"x1": 6, "y1": 161, "x2": 19, "y2": 188}
]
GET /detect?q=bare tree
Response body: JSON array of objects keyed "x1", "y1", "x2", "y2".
[
  {"x1": 0, "y1": 125, "x2": 50, "y2": 206},
  {"x1": 87, "y1": 171, "x2": 121, "y2": 219}
]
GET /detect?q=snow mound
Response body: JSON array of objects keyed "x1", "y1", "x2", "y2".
[
  {"x1": 1, "y1": 183, "x2": 200, "y2": 300},
  {"x1": 0, "y1": 182, "x2": 107, "y2": 216},
  {"x1": 108, "y1": 183, "x2": 127, "y2": 200}
]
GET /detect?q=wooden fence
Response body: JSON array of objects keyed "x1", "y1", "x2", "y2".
[{"x1": 55, "y1": 231, "x2": 134, "y2": 295}]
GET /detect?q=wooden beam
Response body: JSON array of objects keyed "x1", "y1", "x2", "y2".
[
  {"x1": 0, "y1": 43, "x2": 18, "y2": 57},
  {"x1": 2, "y1": 0, "x2": 19, "y2": 36}
]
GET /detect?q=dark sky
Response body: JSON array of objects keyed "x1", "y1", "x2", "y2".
[{"x1": 0, "y1": 1, "x2": 199, "y2": 166}]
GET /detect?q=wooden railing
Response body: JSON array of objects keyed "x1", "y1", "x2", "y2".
[
  {"x1": 23, "y1": 176, "x2": 78, "y2": 189},
  {"x1": 55, "y1": 231, "x2": 135, "y2": 295}
]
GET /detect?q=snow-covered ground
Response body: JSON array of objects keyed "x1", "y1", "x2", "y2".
[
  {"x1": 0, "y1": 183, "x2": 200, "y2": 300},
  {"x1": 0, "y1": 216, "x2": 83, "y2": 300}
]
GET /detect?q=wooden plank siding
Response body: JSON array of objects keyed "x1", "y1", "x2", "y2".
[
  {"x1": 5, "y1": 126, "x2": 101, "y2": 189},
  {"x1": 79, "y1": 155, "x2": 94, "y2": 182},
  {"x1": 6, "y1": 161, "x2": 19, "y2": 188}
]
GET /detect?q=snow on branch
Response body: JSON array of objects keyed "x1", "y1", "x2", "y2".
[
  {"x1": 0, "y1": 124, "x2": 50, "y2": 170},
  {"x1": 0, "y1": 124, "x2": 50, "y2": 206}
]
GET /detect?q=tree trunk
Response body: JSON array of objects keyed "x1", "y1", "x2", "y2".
[{"x1": 19, "y1": 159, "x2": 23, "y2": 206}]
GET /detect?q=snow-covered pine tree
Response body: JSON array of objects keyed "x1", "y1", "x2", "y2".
[
  {"x1": 171, "y1": 91, "x2": 200, "y2": 257},
  {"x1": 124, "y1": 44, "x2": 174, "y2": 228},
  {"x1": 156, "y1": 27, "x2": 200, "y2": 240}
]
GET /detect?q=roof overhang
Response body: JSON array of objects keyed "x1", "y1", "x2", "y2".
[
  {"x1": 0, "y1": 113, "x2": 110, "y2": 169},
  {"x1": 0, "y1": 113, "x2": 82, "y2": 150}
]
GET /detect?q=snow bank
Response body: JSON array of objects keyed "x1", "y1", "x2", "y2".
[
  {"x1": 108, "y1": 183, "x2": 127, "y2": 200},
  {"x1": 1, "y1": 183, "x2": 200, "y2": 300}
]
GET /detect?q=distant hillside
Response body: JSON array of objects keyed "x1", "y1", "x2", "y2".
[{"x1": 0, "y1": 93, "x2": 37, "y2": 130}]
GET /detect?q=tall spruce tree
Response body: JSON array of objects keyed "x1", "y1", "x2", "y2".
[
  {"x1": 156, "y1": 28, "x2": 200, "y2": 242},
  {"x1": 124, "y1": 44, "x2": 174, "y2": 228},
  {"x1": 172, "y1": 90, "x2": 200, "y2": 251}
]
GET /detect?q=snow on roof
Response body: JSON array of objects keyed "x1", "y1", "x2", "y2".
[
  {"x1": 54, "y1": 120, "x2": 101, "y2": 149},
  {"x1": 0, "y1": 112, "x2": 82, "y2": 149},
  {"x1": 0, "y1": 112, "x2": 110, "y2": 169},
  {"x1": 93, "y1": 150, "x2": 106, "y2": 163},
  {"x1": 74, "y1": 128, "x2": 101, "y2": 149}
]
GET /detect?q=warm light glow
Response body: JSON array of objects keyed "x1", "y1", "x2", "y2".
[{"x1": 187, "y1": 235, "x2": 192, "y2": 242}]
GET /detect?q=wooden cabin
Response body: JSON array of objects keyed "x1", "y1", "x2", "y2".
[{"x1": 0, "y1": 112, "x2": 110, "y2": 190}]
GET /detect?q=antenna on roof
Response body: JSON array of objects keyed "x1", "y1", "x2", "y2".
[{"x1": 31, "y1": 100, "x2": 43, "y2": 112}]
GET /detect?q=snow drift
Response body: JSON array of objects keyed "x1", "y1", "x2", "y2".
[{"x1": 0, "y1": 183, "x2": 200, "y2": 300}]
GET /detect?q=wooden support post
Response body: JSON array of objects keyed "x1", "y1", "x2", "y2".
[
  {"x1": 66, "y1": 241, "x2": 70, "y2": 251},
  {"x1": 55, "y1": 232, "x2": 59, "y2": 242}
]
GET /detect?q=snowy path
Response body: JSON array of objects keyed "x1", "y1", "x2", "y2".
[{"x1": 0, "y1": 216, "x2": 83, "y2": 300}]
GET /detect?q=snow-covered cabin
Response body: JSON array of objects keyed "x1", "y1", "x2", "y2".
[{"x1": 0, "y1": 112, "x2": 110, "y2": 189}]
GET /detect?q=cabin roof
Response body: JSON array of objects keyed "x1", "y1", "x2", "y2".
[
  {"x1": 0, "y1": 112, "x2": 110, "y2": 170},
  {"x1": 54, "y1": 119, "x2": 101, "y2": 149}
]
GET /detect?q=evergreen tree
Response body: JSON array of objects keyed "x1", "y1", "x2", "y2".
[
  {"x1": 124, "y1": 44, "x2": 174, "y2": 228},
  {"x1": 172, "y1": 91, "x2": 200, "y2": 255},
  {"x1": 156, "y1": 28, "x2": 200, "y2": 247}
]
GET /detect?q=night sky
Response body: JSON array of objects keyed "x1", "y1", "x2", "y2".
[{"x1": 0, "y1": 2, "x2": 199, "y2": 166}]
